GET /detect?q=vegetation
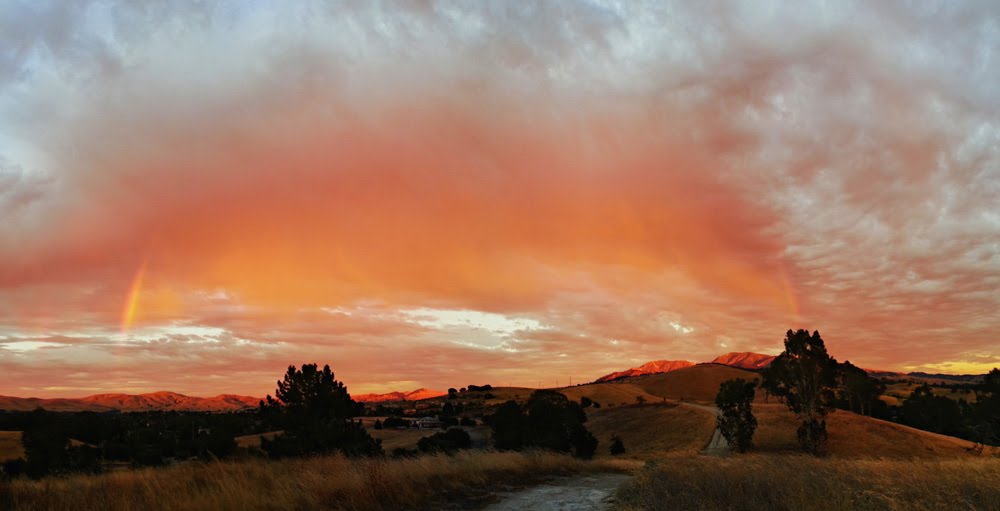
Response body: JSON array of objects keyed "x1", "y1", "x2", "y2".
[
  {"x1": 0, "y1": 450, "x2": 635, "y2": 511},
  {"x1": 616, "y1": 454, "x2": 1000, "y2": 511},
  {"x1": 258, "y1": 364, "x2": 380, "y2": 458},
  {"x1": 715, "y1": 378, "x2": 757, "y2": 452},
  {"x1": 762, "y1": 329, "x2": 838, "y2": 453},
  {"x1": 609, "y1": 435, "x2": 626, "y2": 455},
  {"x1": 491, "y1": 390, "x2": 598, "y2": 458},
  {"x1": 416, "y1": 428, "x2": 472, "y2": 453}
]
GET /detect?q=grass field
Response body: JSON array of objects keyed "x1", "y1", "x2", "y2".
[
  {"x1": 884, "y1": 381, "x2": 978, "y2": 403},
  {"x1": 0, "y1": 431, "x2": 24, "y2": 462},
  {"x1": 586, "y1": 402, "x2": 716, "y2": 457},
  {"x1": 558, "y1": 383, "x2": 663, "y2": 408},
  {"x1": 615, "y1": 454, "x2": 1000, "y2": 511},
  {"x1": 0, "y1": 450, "x2": 637, "y2": 511}
]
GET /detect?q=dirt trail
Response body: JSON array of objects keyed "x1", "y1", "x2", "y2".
[
  {"x1": 676, "y1": 401, "x2": 730, "y2": 455},
  {"x1": 483, "y1": 473, "x2": 630, "y2": 511}
]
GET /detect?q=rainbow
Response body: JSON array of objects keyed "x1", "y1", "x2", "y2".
[{"x1": 120, "y1": 258, "x2": 147, "y2": 334}]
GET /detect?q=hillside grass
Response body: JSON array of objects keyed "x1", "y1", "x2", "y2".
[
  {"x1": 615, "y1": 454, "x2": 1000, "y2": 511},
  {"x1": 558, "y1": 383, "x2": 663, "y2": 408},
  {"x1": 0, "y1": 450, "x2": 638, "y2": 511},
  {"x1": 629, "y1": 364, "x2": 762, "y2": 403},
  {"x1": 0, "y1": 431, "x2": 24, "y2": 462},
  {"x1": 752, "y1": 404, "x2": 992, "y2": 458},
  {"x1": 586, "y1": 403, "x2": 716, "y2": 458}
]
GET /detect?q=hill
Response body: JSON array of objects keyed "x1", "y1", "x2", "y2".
[
  {"x1": 353, "y1": 388, "x2": 445, "y2": 403},
  {"x1": 585, "y1": 402, "x2": 716, "y2": 457},
  {"x1": 628, "y1": 364, "x2": 763, "y2": 403},
  {"x1": 0, "y1": 392, "x2": 259, "y2": 412},
  {"x1": 752, "y1": 404, "x2": 992, "y2": 458},
  {"x1": 711, "y1": 352, "x2": 775, "y2": 370},
  {"x1": 558, "y1": 383, "x2": 664, "y2": 407},
  {"x1": 594, "y1": 360, "x2": 693, "y2": 383}
]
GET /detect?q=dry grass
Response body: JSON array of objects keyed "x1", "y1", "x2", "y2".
[
  {"x1": 234, "y1": 430, "x2": 282, "y2": 449},
  {"x1": 615, "y1": 454, "x2": 1000, "y2": 511},
  {"x1": 752, "y1": 404, "x2": 993, "y2": 459},
  {"x1": 586, "y1": 403, "x2": 716, "y2": 458},
  {"x1": 884, "y1": 382, "x2": 978, "y2": 403},
  {"x1": 629, "y1": 364, "x2": 762, "y2": 403},
  {"x1": 0, "y1": 431, "x2": 24, "y2": 462},
  {"x1": 369, "y1": 428, "x2": 438, "y2": 451},
  {"x1": 558, "y1": 383, "x2": 663, "y2": 408},
  {"x1": 0, "y1": 450, "x2": 637, "y2": 511}
]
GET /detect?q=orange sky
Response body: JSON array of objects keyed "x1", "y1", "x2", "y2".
[{"x1": 1, "y1": 2, "x2": 999, "y2": 397}]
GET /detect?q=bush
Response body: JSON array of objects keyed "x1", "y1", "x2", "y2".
[
  {"x1": 609, "y1": 435, "x2": 626, "y2": 455},
  {"x1": 417, "y1": 428, "x2": 472, "y2": 453}
]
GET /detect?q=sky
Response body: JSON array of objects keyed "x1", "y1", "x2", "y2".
[{"x1": 1, "y1": 1, "x2": 999, "y2": 398}]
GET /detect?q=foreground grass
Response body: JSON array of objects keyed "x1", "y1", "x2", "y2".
[
  {"x1": 615, "y1": 454, "x2": 1000, "y2": 511},
  {"x1": 0, "y1": 450, "x2": 637, "y2": 511}
]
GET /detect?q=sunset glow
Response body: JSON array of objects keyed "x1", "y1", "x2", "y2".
[{"x1": 1, "y1": 2, "x2": 998, "y2": 398}]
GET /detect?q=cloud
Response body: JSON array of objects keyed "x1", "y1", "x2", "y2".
[{"x1": 0, "y1": 1, "x2": 998, "y2": 396}]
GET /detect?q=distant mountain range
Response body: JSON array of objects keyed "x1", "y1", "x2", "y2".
[
  {"x1": 593, "y1": 351, "x2": 988, "y2": 383},
  {"x1": 593, "y1": 352, "x2": 774, "y2": 382},
  {"x1": 353, "y1": 388, "x2": 446, "y2": 403},
  {"x1": 0, "y1": 391, "x2": 260, "y2": 412}
]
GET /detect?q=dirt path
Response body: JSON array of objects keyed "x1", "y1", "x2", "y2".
[
  {"x1": 482, "y1": 473, "x2": 631, "y2": 511},
  {"x1": 676, "y1": 401, "x2": 730, "y2": 455}
]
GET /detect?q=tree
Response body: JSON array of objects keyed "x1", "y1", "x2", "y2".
[
  {"x1": 490, "y1": 390, "x2": 598, "y2": 458},
  {"x1": 635, "y1": 395, "x2": 646, "y2": 406},
  {"x1": 715, "y1": 378, "x2": 757, "y2": 453},
  {"x1": 835, "y1": 361, "x2": 885, "y2": 417},
  {"x1": 373, "y1": 419, "x2": 383, "y2": 430},
  {"x1": 762, "y1": 329, "x2": 838, "y2": 453},
  {"x1": 899, "y1": 384, "x2": 963, "y2": 436},
  {"x1": 609, "y1": 434, "x2": 626, "y2": 455},
  {"x1": 580, "y1": 396, "x2": 593, "y2": 408},
  {"x1": 260, "y1": 364, "x2": 381, "y2": 457}
]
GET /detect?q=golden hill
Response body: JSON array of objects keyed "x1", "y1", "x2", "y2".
[
  {"x1": 753, "y1": 404, "x2": 992, "y2": 458},
  {"x1": 629, "y1": 363, "x2": 762, "y2": 403}
]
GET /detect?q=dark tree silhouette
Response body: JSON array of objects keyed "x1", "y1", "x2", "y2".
[
  {"x1": 715, "y1": 378, "x2": 757, "y2": 453},
  {"x1": 762, "y1": 329, "x2": 838, "y2": 453},
  {"x1": 635, "y1": 395, "x2": 646, "y2": 406},
  {"x1": 259, "y1": 364, "x2": 381, "y2": 457},
  {"x1": 490, "y1": 390, "x2": 598, "y2": 458},
  {"x1": 835, "y1": 360, "x2": 886, "y2": 417}
]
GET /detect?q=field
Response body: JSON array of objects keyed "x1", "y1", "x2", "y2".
[
  {"x1": 615, "y1": 455, "x2": 1000, "y2": 511},
  {"x1": 884, "y1": 381, "x2": 978, "y2": 403},
  {"x1": 0, "y1": 450, "x2": 637, "y2": 511},
  {"x1": 586, "y1": 402, "x2": 716, "y2": 457},
  {"x1": 0, "y1": 431, "x2": 24, "y2": 462}
]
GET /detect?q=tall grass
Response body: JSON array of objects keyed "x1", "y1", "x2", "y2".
[
  {"x1": 0, "y1": 450, "x2": 636, "y2": 511},
  {"x1": 615, "y1": 454, "x2": 1000, "y2": 511}
]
